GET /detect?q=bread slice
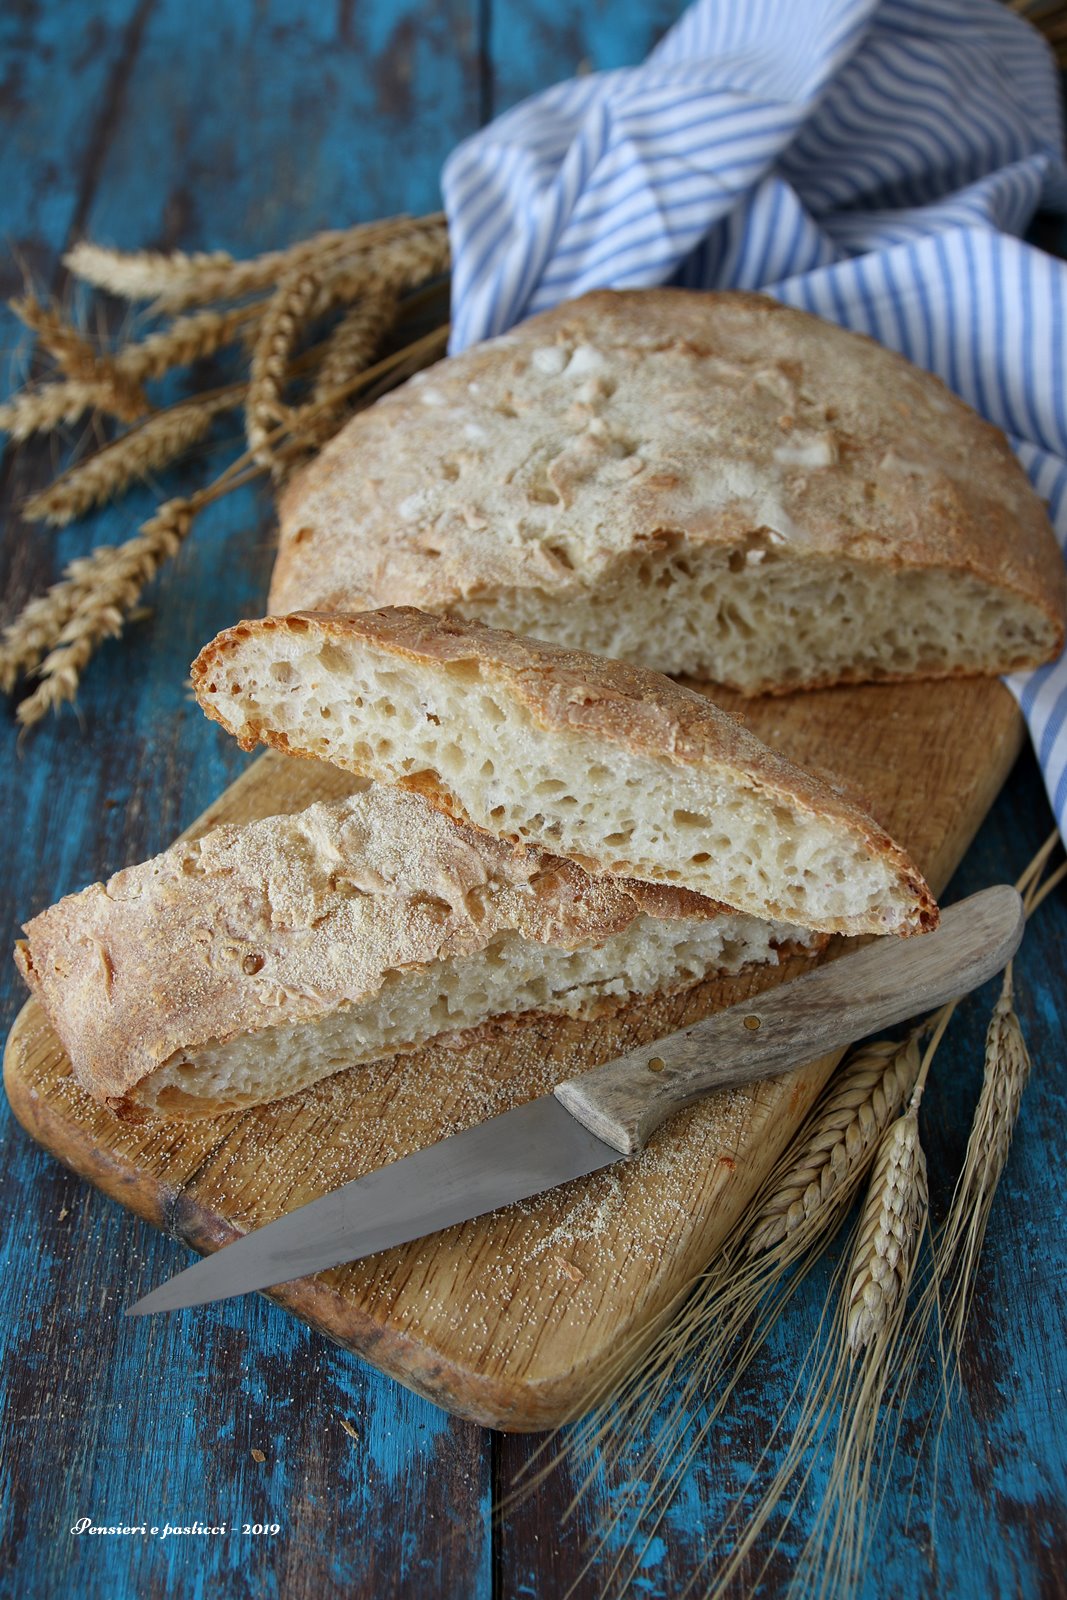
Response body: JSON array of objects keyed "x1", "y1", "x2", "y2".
[
  {"x1": 15, "y1": 786, "x2": 815, "y2": 1119},
  {"x1": 192, "y1": 608, "x2": 937, "y2": 938},
  {"x1": 268, "y1": 289, "x2": 1065, "y2": 693}
]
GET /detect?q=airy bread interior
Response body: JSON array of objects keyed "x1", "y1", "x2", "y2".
[
  {"x1": 136, "y1": 909, "x2": 811, "y2": 1116},
  {"x1": 455, "y1": 546, "x2": 1056, "y2": 692},
  {"x1": 195, "y1": 622, "x2": 929, "y2": 936}
]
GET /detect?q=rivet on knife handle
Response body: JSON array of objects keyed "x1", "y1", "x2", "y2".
[{"x1": 553, "y1": 884, "x2": 1024, "y2": 1157}]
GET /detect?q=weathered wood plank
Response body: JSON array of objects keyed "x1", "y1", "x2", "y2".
[{"x1": 0, "y1": 3, "x2": 489, "y2": 1597}]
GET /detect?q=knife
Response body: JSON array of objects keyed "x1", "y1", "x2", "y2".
[{"x1": 127, "y1": 883, "x2": 1023, "y2": 1316}]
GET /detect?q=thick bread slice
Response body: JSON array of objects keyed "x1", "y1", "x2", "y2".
[
  {"x1": 269, "y1": 289, "x2": 1065, "y2": 693},
  {"x1": 192, "y1": 609, "x2": 937, "y2": 938},
  {"x1": 15, "y1": 786, "x2": 815, "y2": 1119}
]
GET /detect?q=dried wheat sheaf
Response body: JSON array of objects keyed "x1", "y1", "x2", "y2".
[{"x1": 0, "y1": 212, "x2": 450, "y2": 723}]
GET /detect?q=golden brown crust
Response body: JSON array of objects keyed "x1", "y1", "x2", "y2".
[
  {"x1": 192, "y1": 607, "x2": 938, "y2": 935},
  {"x1": 268, "y1": 288, "x2": 1066, "y2": 670},
  {"x1": 15, "y1": 784, "x2": 742, "y2": 1109}
]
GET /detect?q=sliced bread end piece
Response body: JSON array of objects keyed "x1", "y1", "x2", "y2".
[
  {"x1": 192, "y1": 608, "x2": 938, "y2": 940},
  {"x1": 15, "y1": 789, "x2": 816, "y2": 1119}
]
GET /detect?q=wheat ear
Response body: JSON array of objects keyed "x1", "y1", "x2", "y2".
[
  {"x1": 10, "y1": 295, "x2": 103, "y2": 378},
  {"x1": 747, "y1": 1035, "x2": 921, "y2": 1256},
  {"x1": 10, "y1": 293, "x2": 148, "y2": 415},
  {"x1": 113, "y1": 303, "x2": 262, "y2": 381},
  {"x1": 906, "y1": 833, "x2": 1062, "y2": 1402},
  {"x1": 62, "y1": 214, "x2": 442, "y2": 309},
  {"x1": 845, "y1": 1104, "x2": 929, "y2": 1353},
  {"x1": 22, "y1": 392, "x2": 240, "y2": 527},
  {"x1": 312, "y1": 287, "x2": 399, "y2": 405},
  {"x1": 246, "y1": 267, "x2": 321, "y2": 468},
  {"x1": 0, "y1": 377, "x2": 148, "y2": 441},
  {"x1": 63, "y1": 243, "x2": 240, "y2": 303},
  {"x1": 14, "y1": 498, "x2": 198, "y2": 725},
  {"x1": 307, "y1": 222, "x2": 450, "y2": 320},
  {"x1": 0, "y1": 564, "x2": 104, "y2": 694}
]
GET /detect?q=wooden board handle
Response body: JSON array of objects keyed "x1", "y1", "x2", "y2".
[{"x1": 554, "y1": 885, "x2": 1024, "y2": 1155}]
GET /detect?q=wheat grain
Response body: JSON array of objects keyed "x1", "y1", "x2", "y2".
[
  {"x1": 22, "y1": 393, "x2": 239, "y2": 526},
  {"x1": 16, "y1": 498, "x2": 197, "y2": 725},
  {"x1": 746, "y1": 1035, "x2": 921, "y2": 1256},
  {"x1": 845, "y1": 1106, "x2": 928, "y2": 1352},
  {"x1": 246, "y1": 267, "x2": 322, "y2": 468}
]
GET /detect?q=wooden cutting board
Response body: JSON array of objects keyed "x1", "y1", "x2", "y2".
[{"x1": 4, "y1": 676, "x2": 1023, "y2": 1431}]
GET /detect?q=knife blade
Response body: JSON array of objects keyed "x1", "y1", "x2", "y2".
[{"x1": 127, "y1": 883, "x2": 1023, "y2": 1315}]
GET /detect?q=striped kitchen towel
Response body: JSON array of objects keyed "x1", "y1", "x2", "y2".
[{"x1": 442, "y1": 0, "x2": 1067, "y2": 839}]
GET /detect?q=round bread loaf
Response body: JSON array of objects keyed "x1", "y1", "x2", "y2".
[{"x1": 269, "y1": 289, "x2": 1065, "y2": 693}]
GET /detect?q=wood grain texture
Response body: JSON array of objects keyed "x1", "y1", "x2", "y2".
[
  {"x1": 5, "y1": 676, "x2": 1024, "y2": 1434},
  {"x1": 0, "y1": 1, "x2": 1064, "y2": 1596},
  {"x1": 0, "y1": 4, "x2": 492, "y2": 1597}
]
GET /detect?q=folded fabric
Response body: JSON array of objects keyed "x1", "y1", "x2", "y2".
[{"x1": 442, "y1": 0, "x2": 1067, "y2": 839}]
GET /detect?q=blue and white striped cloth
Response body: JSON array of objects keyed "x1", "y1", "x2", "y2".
[{"x1": 442, "y1": 0, "x2": 1067, "y2": 840}]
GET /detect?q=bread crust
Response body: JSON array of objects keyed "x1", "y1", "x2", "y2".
[
  {"x1": 14, "y1": 787, "x2": 734, "y2": 1109},
  {"x1": 269, "y1": 289, "x2": 1065, "y2": 678},
  {"x1": 192, "y1": 607, "x2": 938, "y2": 934}
]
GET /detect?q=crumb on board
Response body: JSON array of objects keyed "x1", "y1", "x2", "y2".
[
  {"x1": 250, "y1": 1448, "x2": 266, "y2": 1463},
  {"x1": 552, "y1": 1254, "x2": 585, "y2": 1283},
  {"x1": 339, "y1": 1418, "x2": 359, "y2": 1441}
]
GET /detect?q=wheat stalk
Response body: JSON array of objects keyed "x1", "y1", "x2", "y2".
[
  {"x1": 2, "y1": 212, "x2": 452, "y2": 720},
  {"x1": 22, "y1": 392, "x2": 240, "y2": 526},
  {"x1": 245, "y1": 266, "x2": 322, "y2": 468},
  {"x1": 14, "y1": 498, "x2": 198, "y2": 725},
  {"x1": 10, "y1": 293, "x2": 154, "y2": 418},
  {"x1": 747, "y1": 1035, "x2": 921, "y2": 1255},
  {"x1": 10, "y1": 294, "x2": 104, "y2": 379},
  {"x1": 63, "y1": 213, "x2": 445, "y2": 309},
  {"x1": 0, "y1": 377, "x2": 148, "y2": 441},
  {"x1": 63, "y1": 242, "x2": 237, "y2": 302},
  {"x1": 312, "y1": 287, "x2": 399, "y2": 406},
  {"x1": 845, "y1": 1105, "x2": 928, "y2": 1353},
  {"x1": 113, "y1": 303, "x2": 262, "y2": 381}
]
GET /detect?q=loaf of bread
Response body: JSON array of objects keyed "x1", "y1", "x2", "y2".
[
  {"x1": 193, "y1": 608, "x2": 937, "y2": 938},
  {"x1": 15, "y1": 786, "x2": 816, "y2": 1118},
  {"x1": 268, "y1": 289, "x2": 1065, "y2": 693}
]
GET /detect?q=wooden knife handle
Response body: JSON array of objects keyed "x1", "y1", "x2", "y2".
[{"x1": 554, "y1": 884, "x2": 1024, "y2": 1156}]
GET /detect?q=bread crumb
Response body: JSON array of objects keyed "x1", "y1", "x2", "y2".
[
  {"x1": 250, "y1": 1448, "x2": 266, "y2": 1463},
  {"x1": 553, "y1": 1255, "x2": 585, "y2": 1284}
]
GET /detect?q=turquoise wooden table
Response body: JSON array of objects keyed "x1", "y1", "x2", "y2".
[{"x1": 0, "y1": 4, "x2": 1065, "y2": 1596}]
